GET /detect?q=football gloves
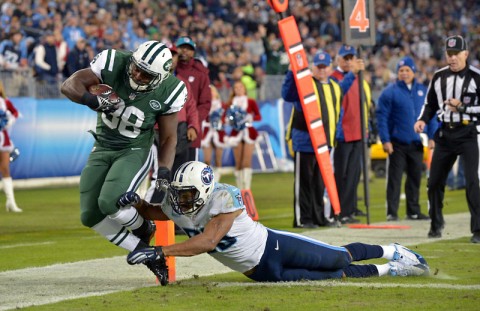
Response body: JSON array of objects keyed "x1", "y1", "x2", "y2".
[
  {"x1": 150, "y1": 167, "x2": 171, "y2": 204},
  {"x1": 127, "y1": 246, "x2": 164, "y2": 265},
  {"x1": 117, "y1": 191, "x2": 141, "y2": 208},
  {"x1": 81, "y1": 91, "x2": 123, "y2": 114}
]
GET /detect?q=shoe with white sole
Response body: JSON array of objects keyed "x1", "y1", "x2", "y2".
[
  {"x1": 391, "y1": 243, "x2": 427, "y2": 265},
  {"x1": 389, "y1": 261, "x2": 430, "y2": 277}
]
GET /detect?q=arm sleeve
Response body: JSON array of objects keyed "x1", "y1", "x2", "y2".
[
  {"x1": 281, "y1": 70, "x2": 300, "y2": 102},
  {"x1": 376, "y1": 87, "x2": 392, "y2": 143},
  {"x1": 418, "y1": 77, "x2": 440, "y2": 122},
  {"x1": 338, "y1": 72, "x2": 355, "y2": 94}
]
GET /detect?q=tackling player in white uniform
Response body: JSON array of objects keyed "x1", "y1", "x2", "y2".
[{"x1": 118, "y1": 161, "x2": 430, "y2": 284}]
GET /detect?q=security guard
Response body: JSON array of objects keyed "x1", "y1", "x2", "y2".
[{"x1": 414, "y1": 35, "x2": 480, "y2": 243}]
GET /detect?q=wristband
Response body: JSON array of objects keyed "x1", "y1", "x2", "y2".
[
  {"x1": 457, "y1": 105, "x2": 466, "y2": 113},
  {"x1": 157, "y1": 167, "x2": 171, "y2": 182},
  {"x1": 80, "y1": 92, "x2": 99, "y2": 110}
]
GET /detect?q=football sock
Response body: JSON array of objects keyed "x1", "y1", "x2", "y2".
[
  {"x1": 343, "y1": 243, "x2": 383, "y2": 261},
  {"x1": 381, "y1": 245, "x2": 396, "y2": 260},
  {"x1": 375, "y1": 263, "x2": 391, "y2": 276},
  {"x1": 92, "y1": 217, "x2": 140, "y2": 251},
  {"x1": 343, "y1": 264, "x2": 379, "y2": 277},
  {"x1": 109, "y1": 206, "x2": 144, "y2": 230}
]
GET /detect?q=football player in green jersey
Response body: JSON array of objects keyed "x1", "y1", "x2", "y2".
[{"x1": 61, "y1": 41, "x2": 186, "y2": 283}]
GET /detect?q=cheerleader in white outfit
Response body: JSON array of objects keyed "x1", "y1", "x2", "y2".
[
  {"x1": 226, "y1": 81, "x2": 261, "y2": 189},
  {"x1": 201, "y1": 85, "x2": 227, "y2": 181},
  {"x1": 0, "y1": 82, "x2": 21, "y2": 212}
]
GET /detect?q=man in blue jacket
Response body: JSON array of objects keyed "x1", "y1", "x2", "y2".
[{"x1": 376, "y1": 56, "x2": 438, "y2": 221}]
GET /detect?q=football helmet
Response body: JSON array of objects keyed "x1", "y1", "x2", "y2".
[
  {"x1": 169, "y1": 161, "x2": 215, "y2": 215},
  {"x1": 127, "y1": 41, "x2": 172, "y2": 92}
]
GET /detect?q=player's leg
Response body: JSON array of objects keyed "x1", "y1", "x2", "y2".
[
  {"x1": 80, "y1": 149, "x2": 141, "y2": 251},
  {"x1": 100, "y1": 147, "x2": 156, "y2": 249},
  {"x1": 247, "y1": 229, "x2": 350, "y2": 281},
  {"x1": 143, "y1": 144, "x2": 158, "y2": 202}
]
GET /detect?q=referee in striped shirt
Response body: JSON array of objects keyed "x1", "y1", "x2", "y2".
[{"x1": 414, "y1": 35, "x2": 480, "y2": 243}]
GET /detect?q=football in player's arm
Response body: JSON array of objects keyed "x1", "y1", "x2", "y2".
[
  {"x1": 60, "y1": 41, "x2": 187, "y2": 284},
  {"x1": 119, "y1": 161, "x2": 430, "y2": 284}
]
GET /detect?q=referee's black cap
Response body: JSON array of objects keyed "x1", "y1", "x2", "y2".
[{"x1": 445, "y1": 35, "x2": 468, "y2": 52}]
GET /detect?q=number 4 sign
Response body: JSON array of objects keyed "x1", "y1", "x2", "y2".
[{"x1": 341, "y1": 0, "x2": 376, "y2": 46}]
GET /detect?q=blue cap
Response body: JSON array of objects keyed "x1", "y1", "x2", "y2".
[
  {"x1": 175, "y1": 36, "x2": 196, "y2": 50},
  {"x1": 396, "y1": 56, "x2": 416, "y2": 73},
  {"x1": 338, "y1": 45, "x2": 356, "y2": 57},
  {"x1": 313, "y1": 51, "x2": 332, "y2": 66}
]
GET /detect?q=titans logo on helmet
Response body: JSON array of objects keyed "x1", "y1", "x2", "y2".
[{"x1": 201, "y1": 166, "x2": 214, "y2": 185}]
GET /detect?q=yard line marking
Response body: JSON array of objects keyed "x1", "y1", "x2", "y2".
[
  {"x1": 213, "y1": 281, "x2": 480, "y2": 290},
  {"x1": 0, "y1": 242, "x2": 54, "y2": 249}
]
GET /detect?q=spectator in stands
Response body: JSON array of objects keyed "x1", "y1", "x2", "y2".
[
  {"x1": 63, "y1": 38, "x2": 90, "y2": 78},
  {"x1": 331, "y1": 45, "x2": 371, "y2": 224},
  {"x1": 232, "y1": 65, "x2": 257, "y2": 100},
  {"x1": 201, "y1": 85, "x2": 227, "y2": 181},
  {"x1": 53, "y1": 29, "x2": 67, "y2": 77},
  {"x1": 0, "y1": 81, "x2": 21, "y2": 212},
  {"x1": 175, "y1": 36, "x2": 212, "y2": 162},
  {"x1": 33, "y1": 30, "x2": 59, "y2": 97},
  {"x1": 226, "y1": 80, "x2": 261, "y2": 190},
  {"x1": 259, "y1": 25, "x2": 289, "y2": 75},
  {"x1": 61, "y1": 15, "x2": 86, "y2": 50},
  {"x1": 0, "y1": 29, "x2": 29, "y2": 96}
]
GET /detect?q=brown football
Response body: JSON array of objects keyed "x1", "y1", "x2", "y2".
[{"x1": 88, "y1": 84, "x2": 121, "y2": 103}]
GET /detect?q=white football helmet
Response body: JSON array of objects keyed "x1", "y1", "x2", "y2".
[
  {"x1": 169, "y1": 161, "x2": 215, "y2": 215},
  {"x1": 127, "y1": 41, "x2": 172, "y2": 92}
]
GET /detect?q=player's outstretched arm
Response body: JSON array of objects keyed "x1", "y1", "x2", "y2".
[
  {"x1": 162, "y1": 210, "x2": 241, "y2": 257},
  {"x1": 117, "y1": 191, "x2": 170, "y2": 221}
]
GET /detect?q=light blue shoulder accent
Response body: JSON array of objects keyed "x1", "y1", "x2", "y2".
[{"x1": 214, "y1": 183, "x2": 244, "y2": 209}]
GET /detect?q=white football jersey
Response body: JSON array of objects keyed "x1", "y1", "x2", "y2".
[{"x1": 161, "y1": 183, "x2": 268, "y2": 273}]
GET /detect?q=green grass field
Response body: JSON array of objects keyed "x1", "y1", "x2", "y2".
[{"x1": 1, "y1": 173, "x2": 479, "y2": 310}]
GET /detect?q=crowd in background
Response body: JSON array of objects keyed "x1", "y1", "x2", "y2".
[{"x1": 0, "y1": 0, "x2": 480, "y2": 100}]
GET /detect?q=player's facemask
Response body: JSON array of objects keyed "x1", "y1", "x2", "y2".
[{"x1": 127, "y1": 41, "x2": 172, "y2": 92}]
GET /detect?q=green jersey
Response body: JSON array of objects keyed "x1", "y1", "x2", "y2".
[{"x1": 89, "y1": 49, "x2": 186, "y2": 149}]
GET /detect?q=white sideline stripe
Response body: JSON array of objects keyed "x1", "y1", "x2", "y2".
[
  {"x1": 0, "y1": 242, "x2": 54, "y2": 249},
  {"x1": 213, "y1": 281, "x2": 480, "y2": 290}
]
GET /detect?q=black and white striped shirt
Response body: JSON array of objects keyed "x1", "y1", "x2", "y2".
[{"x1": 419, "y1": 64, "x2": 480, "y2": 124}]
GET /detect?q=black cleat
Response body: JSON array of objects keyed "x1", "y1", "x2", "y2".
[
  {"x1": 145, "y1": 258, "x2": 169, "y2": 286},
  {"x1": 134, "y1": 220, "x2": 156, "y2": 245}
]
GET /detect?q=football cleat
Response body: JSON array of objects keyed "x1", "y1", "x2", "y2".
[
  {"x1": 391, "y1": 243, "x2": 427, "y2": 265},
  {"x1": 389, "y1": 261, "x2": 430, "y2": 277},
  {"x1": 145, "y1": 260, "x2": 169, "y2": 286},
  {"x1": 133, "y1": 220, "x2": 156, "y2": 246}
]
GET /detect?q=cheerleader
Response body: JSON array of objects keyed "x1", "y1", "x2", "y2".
[
  {"x1": 0, "y1": 81, "x2": 22, "y2": 212},
  {"x1": 201, "y1": 85, "x2": 227, "y2": 181},
  {"x1": 226, "y1": 81, "x2": 261, "y2": 189}
]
